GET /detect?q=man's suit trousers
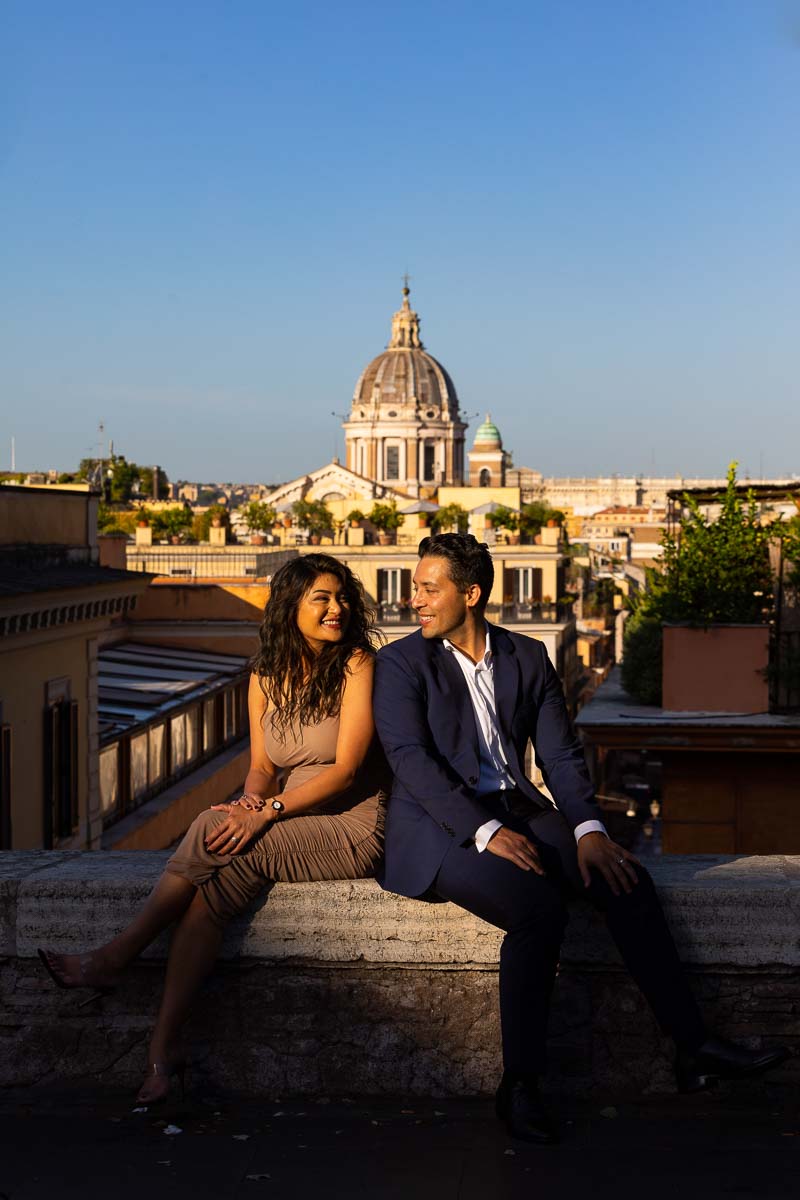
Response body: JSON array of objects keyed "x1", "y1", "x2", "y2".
[{"x1": 432, "y1": 795, "x2": 706, "y2": 1078}]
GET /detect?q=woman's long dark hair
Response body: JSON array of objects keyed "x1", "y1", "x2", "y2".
[{"x1": 252, "y1": 553, "x2": 379, "y2": 731}]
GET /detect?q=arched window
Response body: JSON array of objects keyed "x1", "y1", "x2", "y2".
[{"x1": 480, "y1": 468, "x2": 492, "y2": 487}]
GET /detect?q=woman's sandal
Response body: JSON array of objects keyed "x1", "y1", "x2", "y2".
[
  {"x1": 37, "y1": 948, "x2": 117, "y2": 1007},
  {"x1": 136, "y1": 1060, "x2": 187, "y2": 1106}
]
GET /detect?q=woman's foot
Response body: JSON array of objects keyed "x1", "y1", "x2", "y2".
[
  {"x1": 136, "y1": 1057, "x2": 187, "y2": 1106},
  {"x1": 37, "y1": 948, "x2": 119, "y2": 993}
]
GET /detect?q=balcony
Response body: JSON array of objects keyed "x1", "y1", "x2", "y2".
[
  {"x1": 377, "y1": 603, "x2": 416, "y2": 625},
  {"x1": 498, "y1": 600, "x2": 574, "y2": 624}
]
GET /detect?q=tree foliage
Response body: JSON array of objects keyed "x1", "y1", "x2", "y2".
[
  {"x1": 367, "y1": 500, "x2": 405, "y2": 533},
  {"x1": 292, "y1": 498, "x2": 334, "y2": 536},
  {"x1": 432, "y1": 503, "x2": 468, "y2": 533},
  {"x1": 650, "y1": 464, "x2": 773, "y2": 627},
  {"x1": 519, "y1": 502, "x2": 565, "y2": 540},
  {"x1": 485, "y1": 505, "x2": 518, "y2": 531},
  {"x1": 243, "y1": 500, "x2": 277, "y2": 534},
  {"x1": 622, "y1": 463, "x2": 775, "y2": 704},
  {"x1": 151, "y1": 506, "x2": 193, "y2": 540},
  {"x1": 78, "y1": 455, "x2": 170, "y2": 501},
  {"x1": 193, "y1": 503, "x2": 231, "y2": 542}
]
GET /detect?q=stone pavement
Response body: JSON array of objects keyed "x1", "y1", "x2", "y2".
[{"x1": 0, "y1": 1083, "x2": 798, "y2": 1200}]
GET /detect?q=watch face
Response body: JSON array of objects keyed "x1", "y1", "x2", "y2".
[{"x1": 271, "y1": 800, "x2": 284, "y2": 812}]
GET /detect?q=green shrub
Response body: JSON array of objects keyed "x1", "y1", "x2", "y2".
[{"x1": 621, "y1": 613, "x2": 663, "y2": 705}]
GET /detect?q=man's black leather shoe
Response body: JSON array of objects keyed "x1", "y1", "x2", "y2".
[
  {"x1": 676, "y1": 1035, "x2": 790, "y2": 1094},
  {"x1": 495, "y1": 1074, "x2": 560, "y2": 1144}
]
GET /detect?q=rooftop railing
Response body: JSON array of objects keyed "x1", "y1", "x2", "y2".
[{"x1": 376, "y1": 601, "x2": 575, "y2": 626}]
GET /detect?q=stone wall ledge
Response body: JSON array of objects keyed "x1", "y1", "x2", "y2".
[
  {"x1": 4, "y1": 851, "x2": 800, "y2": 966},
  {"x1": 2, "y1": 852, "x2": 798, "y2": 1096}
]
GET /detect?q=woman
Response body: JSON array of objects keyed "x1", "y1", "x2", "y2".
[{"x1": 39, "y1": 554, "x2": 388, "y2": 1104}]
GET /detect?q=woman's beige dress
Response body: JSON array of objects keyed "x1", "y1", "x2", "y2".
[{"x1": 165, "y1": 713, "x2": 388, "y2": 924}]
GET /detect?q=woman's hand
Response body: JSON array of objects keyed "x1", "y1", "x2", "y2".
[
  {"x1": 205, "y1": 803, "x2": 272, "y2": 856},
  {"x1": 233, "y1": 793, "x2": 268, "y2": 812}
]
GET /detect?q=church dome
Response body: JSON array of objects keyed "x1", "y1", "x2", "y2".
[
  {"x1": 472, "y1": 414, "x2": 502, "y2": 447},
  {"x1": 351, "y1": 286, "x2": 460, "y2": 420}
]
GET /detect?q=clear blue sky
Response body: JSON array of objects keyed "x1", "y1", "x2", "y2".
[{"x1": 1, "y1": 0, "x2": 798, "y2": 483}]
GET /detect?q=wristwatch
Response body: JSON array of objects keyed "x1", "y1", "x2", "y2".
[{"x1": 270, "y1": 799, "x2": 285, "y2": 820}]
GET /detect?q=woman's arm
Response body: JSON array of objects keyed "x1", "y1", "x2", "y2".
[
  {"x1": 207, "y1": 654, "x2": 376, "y2": 854},
  {"x1": 206, "y1": 674, "x2": 282, "y2": 853},
  {"x1": 241, "y1": 672, "x2": 283, "y2": 802}
]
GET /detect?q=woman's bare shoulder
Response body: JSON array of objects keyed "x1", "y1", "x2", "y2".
[{"x1": 346, "y1": 647, "x2": 375, "y2": 675}]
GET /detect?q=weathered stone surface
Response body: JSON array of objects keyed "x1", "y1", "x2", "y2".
[
  {"x1": 13, "y1": 851, "x2": 800, "y2": 968},
  {"x1": 2, "y1": 851, "x2": 799, "y2": 1096},
  {"x1": 0, "y1": 851, "x2": 83, "y2": 957}
]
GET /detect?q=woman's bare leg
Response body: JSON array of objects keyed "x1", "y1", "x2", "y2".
[
  {"x1": 41, "y1": 871, "x2": 196, "y2": 988},
  {"x1": 137, "y1": 891, "x2": 224, "y2": 1101}
]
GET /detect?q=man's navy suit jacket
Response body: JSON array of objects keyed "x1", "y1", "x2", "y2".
[{"x1": 372, "y1": 624, "x2": 601, "y2": 899}]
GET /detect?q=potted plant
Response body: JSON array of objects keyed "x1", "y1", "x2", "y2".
[
  {"x1": 431, "y1": 502, "x2": 468, "y2": 535},
  {"x1": 243, "y1": 500, "x2": 277, "y2": 545},
  {"x1": 193, "y1": 503, "x2": 231, "y2": 543},
  {"x1": 519, "y1": 502, "x2": 564, "y2": 543},
  {"x1": 152, "y1": 506, "x2": 193, "y2": 545},
  {"x1": 486, "y1": 505, "x2": 520, "y2": 544},
  {"x1": 622, "y1": 463, "x2": 774, "y2": 711},
  {"x1": 292, "y1": 498, "x2": 333, "y2": 544},
  {"x1": 346, "y1": 509, "x2": 366, "y2": 528},
  {"x1": 368, "y1": 501, "x2": 405, "y2": 545}
]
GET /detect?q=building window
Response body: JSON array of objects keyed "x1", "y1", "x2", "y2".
[
  {"x1": 186, "y1": 706, "x2": 199, "y2": 762},
  {"x1": 224, "y1": 690, "x2": 235, "y2": 741},
  {"x1": 510, "y1": 567, "x2": 543, "y2": 604},
  {"x1": 43, "y1": 699, "x2": 79, "y2": 846},
  {"x1": 0, "y1": 725, "x2": 10, "y2": 849},
  {"x1": 378, "y1": 567, "x2": 412, "y2": 606},
  {"x1": 385, "y1": 445, "x2": 400, "y2": 480},
  {"x1": 423, "y1": 443, "x2": 436, "y2": 482},
  {"x1": 99, "y1": 744, "x2": 119, "y2": 819},
  {"x1": 203, "y1": 697, "x2": 218, "y2": 752},
  {"x1": 480, "y1": 468, "x2": 491, "y2": 487},
  {"x1": 130, "y1": 732, "x2": 149, "y2": 801}
]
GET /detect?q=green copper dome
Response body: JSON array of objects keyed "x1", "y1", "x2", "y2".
[{"x1": 473, "y1": 413, "x2": 502, "y2": 446}]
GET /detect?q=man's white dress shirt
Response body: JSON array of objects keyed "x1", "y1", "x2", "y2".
[{"x1": 442, "y1": 626, "x2": 606, "y2": 852}]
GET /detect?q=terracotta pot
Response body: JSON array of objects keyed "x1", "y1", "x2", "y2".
[
  {"x1": 662, "y1": 624, "x2": 770, "y2": 713},
  {"x1": 282, "y1": 516, "x2": 292, "y2": 528},
  {"x1": 377, "y1": 532, "x2": 392, "y2": 546},
  {"x1": 250, "y1": 533, "x2": 265, "y2": 546},
  {"x1": 309, "y1": 534, "x2": 321, "y2": 545}
]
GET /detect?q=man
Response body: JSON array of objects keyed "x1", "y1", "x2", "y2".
[{"x1": 373, "y1": 533, "x2": 787, "y2": 1144}]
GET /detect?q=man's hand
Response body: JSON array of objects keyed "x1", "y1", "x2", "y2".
[
  {"x1": 205, "y1": 803, "x2": 272, "y2": 856},
  {"x1": 486, "y1": 828, "x2": 545, "y2": 875},
  {"x1": 577, "y1": 831, "x2": 641, "y2": 895}
]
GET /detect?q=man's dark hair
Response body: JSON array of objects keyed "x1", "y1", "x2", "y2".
[{"x1": 418, "y1": 533, "x2": 494, "y2": 610}]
